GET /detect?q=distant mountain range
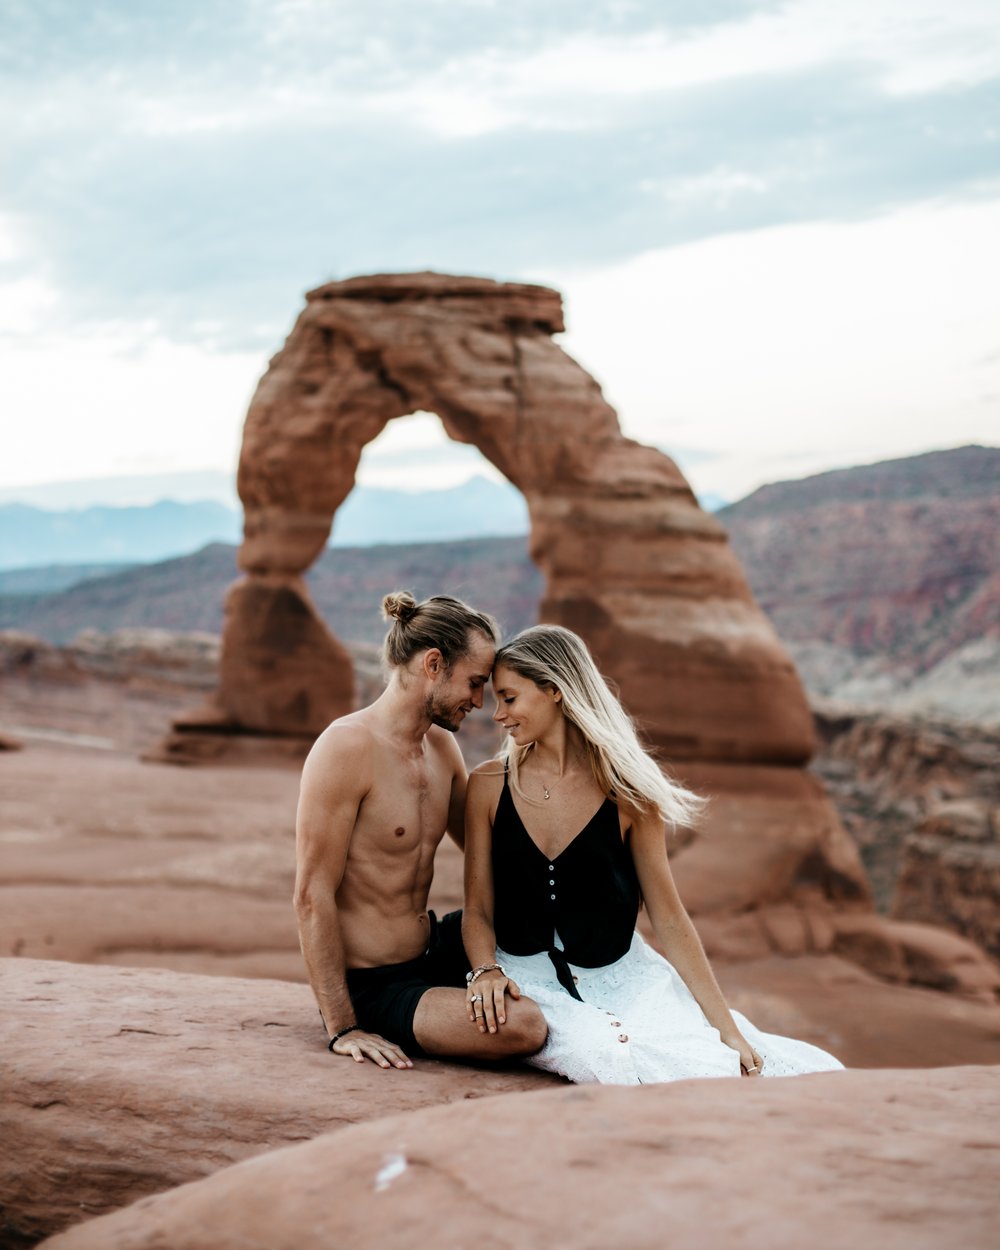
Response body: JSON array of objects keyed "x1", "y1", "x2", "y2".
[
  {"x1": 2, "y1": 444, "x2": 996, "y2": 724},
  {"x1": 0, "y1": 471, "x2": 730, "y2": 573},
  {"x1": 719, "y1": 445, "x2": 999, "y2": 671},
  {"x1": 0, "y1": 501, "x2": 241, "y2": 571},
  {"x1": 0, "y1": 538, "x2": 541, "y2": 645},
  {"x1": 719, "y1": 444, "x2": 1000, "y2": 721},
  {"x1": 0, "y1": 476, "x2": 529, "y2": 571}
]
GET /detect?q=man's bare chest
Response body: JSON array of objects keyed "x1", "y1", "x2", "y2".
[{"x1": 356, "y1": 749, "x2": 451, "y2": 850}]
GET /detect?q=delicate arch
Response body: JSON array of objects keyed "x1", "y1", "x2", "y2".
[{"x1": 210, "y1": 272, "x2": 813, "y2": 765}]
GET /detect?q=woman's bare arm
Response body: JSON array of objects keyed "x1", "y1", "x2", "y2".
[
  {"x1": 462, "y1": 765, "x2": 519, "y2": 1033},
  {"x1": 630, "y1": 807, "x2": 762, "y2": 1074}
]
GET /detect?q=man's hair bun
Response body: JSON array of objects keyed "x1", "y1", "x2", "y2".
[
  {"x1": 381, "y1": 592, "x2": 499, "y2": 669},
  {"x1": 382, "y1": 590, "x2": 419, "y2": 625}
]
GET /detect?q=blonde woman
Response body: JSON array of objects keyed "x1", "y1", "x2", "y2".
[{"x1": 463, "y1": 624, "x2": 844, "y2": 1085}]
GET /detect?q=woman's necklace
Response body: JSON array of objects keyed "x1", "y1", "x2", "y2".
[
  {"x1": 536, "y1": 761, "x2": 562, "y2": 800},
  {"x1": 532, "y1": 745, "x2": 571, "y2": 801}
]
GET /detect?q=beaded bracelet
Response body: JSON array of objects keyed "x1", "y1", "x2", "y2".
[
  {"x1": 327, "y1": 1024, "x2": 360, "y2": 1051},
  {"x1": 466, "y1": 963, "x2": 504, "y2": 986}
]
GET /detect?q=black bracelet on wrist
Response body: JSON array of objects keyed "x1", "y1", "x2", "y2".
[{"x1": 328, "y1": 1024, "x2": 359, "y2": 1051}]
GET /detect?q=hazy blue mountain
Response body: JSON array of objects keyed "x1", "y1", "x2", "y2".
[
  {"x1": 330, "y1": 476, "x2": 528, "y2": 546},
  {"x1": 0, "y1": 476, "x2": 531, "y2": 571},
  {"x1": 0, "y1": 472, "x2": 740, "y2": 573},
  {"x1": 0, "y1": 501, "x2": 242, "y2": 570},
  {"x1": 0, "y1": 563, "x2": 138, "y2": 595}
]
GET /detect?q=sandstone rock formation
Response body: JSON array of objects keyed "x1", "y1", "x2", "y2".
[
  {"x1": 176, "y1": 272, "x2": 814, "y2": 768},
  {"x1": 894, "y1": 814, "x2": 1000, "y2": 964},
  {"x1": 8, "y1": 952, "x2": 1000, "y2": 1244},
  {"x1": 39, "y1": 1065, "x2": 1000, "y2": 1250},
  {"x1": 815, "y1": 706, "x2": 1000, "y2": 961},
  {"x1": 1, "y1": 958, "x2": 556, "y2": 1247}
]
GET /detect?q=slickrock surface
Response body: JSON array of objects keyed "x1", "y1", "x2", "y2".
[
  {"x1": 204, "y1": 271, "x2": 814, "y2": 768},
  {"x1": 0, "y1": 743, "x2": 306, "y2": 978},
  {"x1": 4, "y1": 739, "x2": 997, "y2": 1001},
  {"x1": 6, "y1": 953, "x2": 1000, "y2": 1247},
  {"x1": 39, "y1": 1066, "x2": 1000, "y2": 1250},
  {"x1": 1, "y1": 959, "x2": 556, "y2": 1248}
]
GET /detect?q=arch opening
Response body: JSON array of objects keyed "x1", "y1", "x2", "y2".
[
  {"x1": 331, "y1": 409, "x2": 529, "y2": 546},
  {"x1": 300, "y1": 409, "x2": 541, "y2": 760}
]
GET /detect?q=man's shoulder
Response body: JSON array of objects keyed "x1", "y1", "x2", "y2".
[{"x1": 304, "y1": 714, "x2": 375, "y2": 773}]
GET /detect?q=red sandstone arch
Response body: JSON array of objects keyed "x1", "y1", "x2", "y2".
[{"x1": 214, "y1": 271, "x2": 814, "y2": 767}]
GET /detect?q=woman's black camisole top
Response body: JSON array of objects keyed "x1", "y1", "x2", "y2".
[{"x1": 491, "y1": 773, "x2": 640, "y2": 1000}]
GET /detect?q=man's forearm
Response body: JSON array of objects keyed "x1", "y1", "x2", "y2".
[{"x1": 297, "y1": 901, "x2": 356, "y2": 1035}]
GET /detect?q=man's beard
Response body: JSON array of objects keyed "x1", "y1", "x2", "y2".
[{"x1": 426, "y1": 694, "x2": 464, "y2": 733}]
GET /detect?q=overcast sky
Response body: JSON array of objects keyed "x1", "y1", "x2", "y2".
[{"x1": 2, "y1": 0, "x2": 998, "y2": 506}]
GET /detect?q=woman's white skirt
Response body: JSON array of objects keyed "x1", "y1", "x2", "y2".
[{"x1": 498, "y1": 932, "x2": 845, "y2": 1086}]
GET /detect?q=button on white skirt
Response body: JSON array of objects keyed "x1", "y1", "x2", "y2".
[{"x1": 497, "y1": 932, "x2": 845, "y2": 1086}]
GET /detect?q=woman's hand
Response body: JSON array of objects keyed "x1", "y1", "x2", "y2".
[
  {"x1": 720, "y1": 1029, "x2": 765, "y2": 1077},
  {"x1": 467, "y1": 969, "x2": 521, "y2": 1034}
]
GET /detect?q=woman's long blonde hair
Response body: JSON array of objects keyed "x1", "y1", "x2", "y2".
[{"x1": 495, "y1": 625, "x2": 705, "y2": 830}]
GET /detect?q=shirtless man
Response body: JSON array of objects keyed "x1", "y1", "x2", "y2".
[{"x1": 294, "y1": 590, "x2": 548, "y2": 1069}]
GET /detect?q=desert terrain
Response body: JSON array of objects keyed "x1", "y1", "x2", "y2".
[
  {"x1": 3, "y1": 397, "x2": 998, "y2": 1247},
  {"x1": 3, "y1": 635, "x2": 999, "y2": 1247}
]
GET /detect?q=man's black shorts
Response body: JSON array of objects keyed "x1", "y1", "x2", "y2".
[{"x1": 344, "y1": 910, "x2": 470, "y2": 1057}]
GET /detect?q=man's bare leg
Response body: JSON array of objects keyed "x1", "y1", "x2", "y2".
[{"x1": 413, "y1": 988, "x2": 547, "y2": 1061}]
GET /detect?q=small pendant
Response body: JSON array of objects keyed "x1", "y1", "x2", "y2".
[{"x1": 543, "y1": 786, "x2": 550, "y2": 800}]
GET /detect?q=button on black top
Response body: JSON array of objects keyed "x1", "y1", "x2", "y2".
[{"x1": 491, "y1": 777, "x2": 640, "y2": 996}]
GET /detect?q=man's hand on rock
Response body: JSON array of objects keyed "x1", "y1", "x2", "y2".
[{"x1": 331, "y1": 1029, "x2": 413, "y2": 1069}]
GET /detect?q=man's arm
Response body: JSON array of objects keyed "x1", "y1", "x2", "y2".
[{"x1": 293, "y1": 725, "x2": 411, "y2": 1069}]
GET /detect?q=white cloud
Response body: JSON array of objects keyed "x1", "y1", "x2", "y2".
[
  {"x1": 356, "y1": 413, "x2": 508, "y2": 489},
  {"x1": 546, "y1": 191, "x2": 1000, "y2": 500},
  {"x1": 0, "y1": 275, "x2": 58, "y2": 333},
  {"x1": 358, "y1": 0, "x2": 1000, "y2": 138},
  {"x1": 1, "y1": 321, "x2": 263, "y2": 488},
  {"x1": 640, "y1": 168, "x2": 771, "y2": 209},
  {"x1": 17, "y1": 1, "x2": 997, "y2": 145}
]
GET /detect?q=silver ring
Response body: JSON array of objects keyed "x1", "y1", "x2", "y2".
[{"x1": 470, "y1": 994, "x2": 483, "y2": 1004}]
